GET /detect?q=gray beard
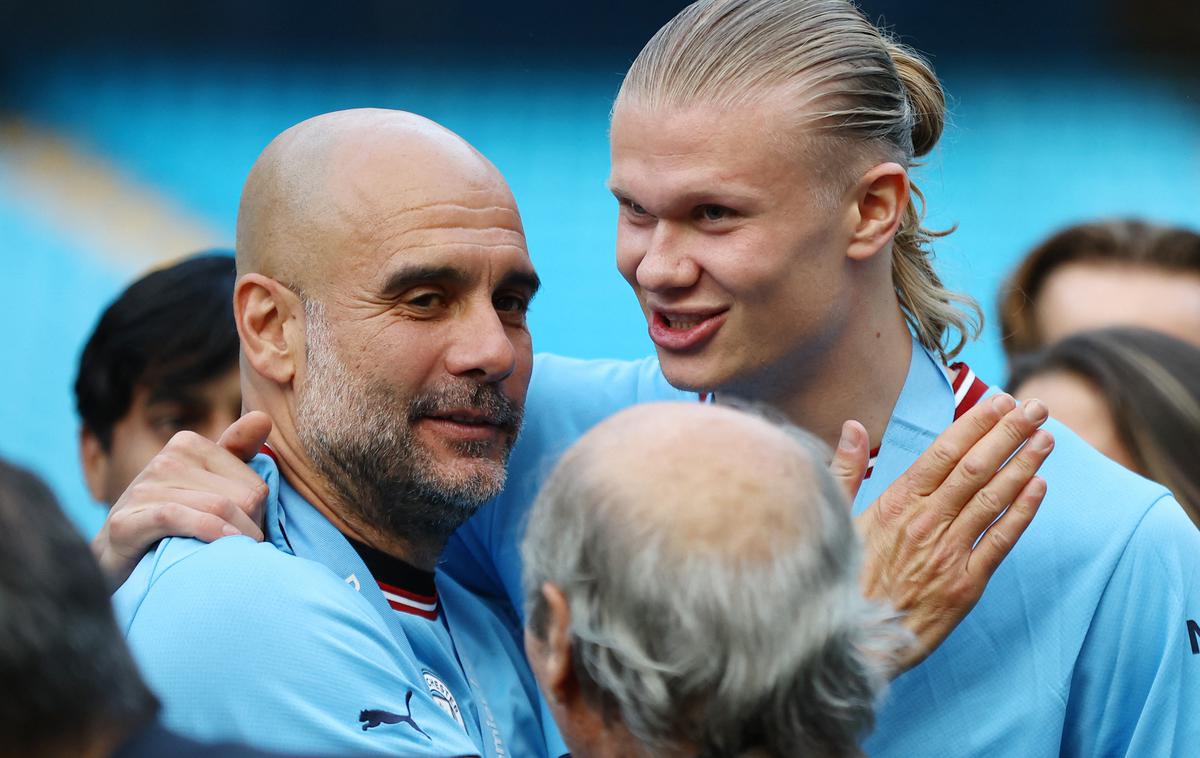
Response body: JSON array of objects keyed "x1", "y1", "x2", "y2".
[{"x1": 295, "y1": 304, "x2": 522, "y2": 547}]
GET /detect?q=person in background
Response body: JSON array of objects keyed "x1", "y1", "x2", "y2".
[
  {"x1": 0, "y1": 458, "x2": 314, "y2": 758},
  {"x1": 76, "y1": 252, "x2": 244, "y2": 508},
  {"x1": 1008, "y1": 327, "x2": 1200, "y2": 528},
  {"x1": 999, "y1": 218, "x2": 1200, "y2": 357},
  {"x1": 521, "y1": 402, "x2": 908, "y2": 757}
]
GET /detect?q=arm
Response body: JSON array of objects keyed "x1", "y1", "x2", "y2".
[
  {"x1": 1060, "y1": 495, "x2": 1200, "y2": 756},
  {"x1": 122, "y1": 537, "x2": 481, "y2": 756}
]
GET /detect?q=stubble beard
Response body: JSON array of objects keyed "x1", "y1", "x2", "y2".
[{"x1": 295, "y1": 304, "x2": 522, "y2": 548}]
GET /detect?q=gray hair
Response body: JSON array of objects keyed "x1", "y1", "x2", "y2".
[
  {"x1": 616, "y1": 0, "x2": 981, "y2": 361},
  {"x1": 521, "y1": 401, "x2": 906, "y2": 757}
]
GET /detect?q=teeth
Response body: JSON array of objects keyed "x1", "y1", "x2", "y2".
[{"x1": 666, "y1": 315, "x2": 705, "y2": 329}]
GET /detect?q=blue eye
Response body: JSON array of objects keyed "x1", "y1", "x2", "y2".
[{"x1": 697, "y1": 204, "x2": 731, "y2": 222}]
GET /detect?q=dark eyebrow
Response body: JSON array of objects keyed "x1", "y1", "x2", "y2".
[
  {"x1": 381, "y1": 264, "x2": 540, "y2": 302},
  {"x1": 497, "y1": 270, "x2": 541, "y2": 300},
  {"x1": 380, "y1": 265, "x2": 468, "y2": 297}
]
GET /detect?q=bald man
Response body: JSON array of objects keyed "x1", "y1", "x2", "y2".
[
  {"x1": 521, "y1": 402, "x2": 906, "y2": 757},
  {"x1": 113, "y1": 110, "x2": 559, "y2": 757}
]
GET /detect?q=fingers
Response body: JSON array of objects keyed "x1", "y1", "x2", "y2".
[
  {"x1": 966, "y1": 475, "x2": 1048, "y2": 578},
  {"x1": 830, "y1": 420, "x2": 871, "y2": 506},
  {"x1": 108, "y1": 496, "x2": 260, "y2": 564},
  {"x1": 217, "y1": 411, "x2": 273, "y2": 462},
  {"x1": 159, "y1": 486, "x2": 265, "y2": 543},
  {"x1": 947, "y1": 428, "x2": 1053, "y2": 546},
  {"x1": 903, "y1": 393, "x2": 1018, "y2": 495},
  {"x1": 152, "y1": 430, "x2": 269, "y2": 514},
  {"x1": 933, "y1": 399, "x2": 1049, "y2": 516}
]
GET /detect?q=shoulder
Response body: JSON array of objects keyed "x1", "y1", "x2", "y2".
[
  {"x1": 118, "y1": 534, "x2": 390, "y2": 657},
  {"x1": 1001, "y1": 418, "x2": 1198, "y2": 609},
  {"x1": 1031, "y1": 418, "x2": 1176, "y2": 552},
  {"x1": 117, "y1": 539, "x2": 480, "y2": 753},
  {"x1": 530, "y1": 353, "x2": 683, "y2": 412}
]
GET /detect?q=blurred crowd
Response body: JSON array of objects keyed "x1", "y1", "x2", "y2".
[{"x1": 2, "y1": 1, "x2": 1198, "y2": 756}]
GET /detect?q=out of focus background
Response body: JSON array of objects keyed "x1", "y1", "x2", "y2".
[{"x1": 2, "y1": 0, "x2": 1198, "y2": 535}]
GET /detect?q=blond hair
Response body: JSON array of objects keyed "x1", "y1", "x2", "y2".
[{"x1": 617, "y1": 0, "x2": 981, "y2": 360}]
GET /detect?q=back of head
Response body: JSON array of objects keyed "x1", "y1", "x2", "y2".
[
  {"x1": 999, "y1": 219, "x2": 1200, "y2": 357},
  {"x1": 617, "y1": 0, "x2": 980, "y2": 360},
  {"x1": 1007, "y1": 327, "x2": 1200, "y2": 525},
  {"x1": 0, "y1": 459, "x2": 158, "y2": 757},
  {"x1": 522, "y1": 402, "x2": 903, "y2": 756},
  {"x1": 75, "y1": 251, "x2": 238, "y2": 449}
]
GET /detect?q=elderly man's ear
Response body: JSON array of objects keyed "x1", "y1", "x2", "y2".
[
  {"x1": 234, "y1": 274, "x2": 304, "y2": 384},
  {"x1": 526, "y1": 582, "x2": 575, "y2": 705}
]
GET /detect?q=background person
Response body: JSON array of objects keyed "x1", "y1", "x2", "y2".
[
  {"x1": 76, "y1": 252, "x2": 243, "y2": 507},
  {"x1": 0, "y1": 458, "x2": 313, "y2": 758},
  {"x1": 998, "y1": 218, "x2": 1200, "y2": 357},
  {"x1": 1008, "y1": 327, "x2": 1200, "y2": 527},
  {"x1": 522, "y1": 402, "x2": 909, "y2": 758}
]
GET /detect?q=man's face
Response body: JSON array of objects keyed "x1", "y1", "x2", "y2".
[
  {"x1": 292, "y1": 181, "x2": 537, "y2": 538},
  {"x1": 83, "y1": 366, "x2": 241, "y2": 505},
  {"x1": 608, "y1": 99, "x2": 855, "y2": 398}
]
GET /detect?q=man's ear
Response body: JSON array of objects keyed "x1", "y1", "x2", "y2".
[
  {"x1": 846, "y1": 162, "x2": 909, "y2": 262},
  {"x1": 234, "y1": 274, "x2": 302, "y2": 385},
  {"x1": 530, "y1": 582, "x2": 575, "y2": 704},
  {"x1": 80, "y1": 427, "x2": 109, "y2": 504}
]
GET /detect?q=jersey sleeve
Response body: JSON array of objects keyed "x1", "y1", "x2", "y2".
[
  {"x1": 1060, "y1": 494, "x2": 1200, "y2": 756},
  {"x1": 446, "y1": 353, "x2": 684, "y2": 620},
  {"x1": 123, "y1": 536, "x2": 482, "y2": 757}
]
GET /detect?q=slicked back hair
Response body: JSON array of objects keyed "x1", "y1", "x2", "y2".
[{"x1": 617, "y1": 0, "x2": 981, "y2": 360}]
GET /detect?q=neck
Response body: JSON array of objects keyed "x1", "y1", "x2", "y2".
[
  {"x1": 723, "y1": 303, "x2": 913, "y2": 450},
  {"x1": 262, "y1": 420, "x2": 445, "y2": 571}
]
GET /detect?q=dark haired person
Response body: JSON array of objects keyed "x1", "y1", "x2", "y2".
[
  {"x1": 999, "y1": 218, "x2": 1200, "y2": 357},
  {"x1": 76, "y1": 252, "x2": 243, "y2": 508},
  {"x1": 0, "y1": 458, "x2": 311, "y2": 758},
  {"x1": 1009, "y1": 327, "x2": 1200, "y2": 528}
]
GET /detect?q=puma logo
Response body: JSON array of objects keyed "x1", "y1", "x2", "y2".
[{"x1": 359, "y1": 690, "x2": 430, "y2": 738}]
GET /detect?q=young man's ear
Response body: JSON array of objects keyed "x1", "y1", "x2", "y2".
[
  {"x1": 234, "y1": 274, "x2": 303, "y2": 384},
  {"x1": 80, "y1": 427, "x2": 110, "y2": 504},
  {"x1": 846, "y1": 162, "x2": 910, "y2": 262}
]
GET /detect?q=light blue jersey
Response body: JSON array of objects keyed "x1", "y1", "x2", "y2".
[
  {"x1": 115, "y1": 454, "x2": 564, "y2": 758},
  {"x1": 448, "y1": 347, "x2": 1200, "y2": 756}
]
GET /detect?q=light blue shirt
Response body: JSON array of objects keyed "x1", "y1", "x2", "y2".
[
  {"x1": 448, "y1": 347, "x2": 1200, "y2": 756},
  {"x1": 115, "y1": 454, "x2": 563, "y2": 757}
]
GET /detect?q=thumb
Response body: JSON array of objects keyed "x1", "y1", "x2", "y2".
[
  {"x1": 217, "y1": 411, "x2": 274, "y2": 462},
  {"x1": 830, "y1": 420, "x2": 870, "y2": 506}
]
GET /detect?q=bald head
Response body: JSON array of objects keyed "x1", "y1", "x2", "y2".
[
  {"x1": 521, "y1": 401, "x2": 891, "y2": 756},
  {"x1": 571, "y1": 402, "x2": 826, "y2": 557},
  {"x1": 235, "y1": 108, "x2": 519, "y2": 292}
]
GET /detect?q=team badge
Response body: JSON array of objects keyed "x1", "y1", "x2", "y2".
[{"x1": 423, "y1": 670, "x2": 467, "y2": 732}]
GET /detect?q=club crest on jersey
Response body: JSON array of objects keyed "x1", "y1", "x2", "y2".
[{"x1": 423, "y1": 670, "x2": 467, "y2": 732}]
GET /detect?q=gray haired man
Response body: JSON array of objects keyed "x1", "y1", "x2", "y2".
[{"x1": 521, "y1": 402, "x2": 906, "y2": 758}]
